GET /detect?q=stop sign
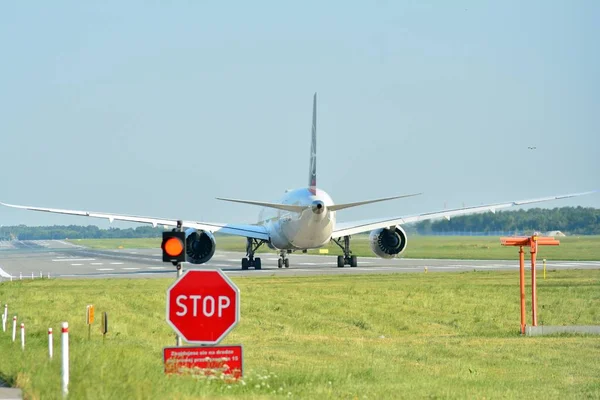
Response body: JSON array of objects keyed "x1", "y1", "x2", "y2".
[{"x1": 166, "y1": 269, "x2": 240, "y2": 345}]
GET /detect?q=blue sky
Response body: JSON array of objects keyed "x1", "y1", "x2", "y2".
[{"x1": 1, "y1": 1, "x2": 598, "y2": 227}]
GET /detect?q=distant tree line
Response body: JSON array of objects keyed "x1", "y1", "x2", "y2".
[
  {"x1": 0, "y1": 225, "x2": 165, "y2": 241},
  {"x1": 411, "y1": 207, "x2": 600, "y2": 235},
  {"x1": 1, "y1": 207, "x2": 598, "y2": 240}
]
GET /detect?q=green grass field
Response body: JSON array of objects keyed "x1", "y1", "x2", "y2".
[
  {"x1": 1, "y1": 270, "x2": 599, "y2": 399},
  {"x1": 70, "y1": 235, "x2": 600, "y2": 261}
]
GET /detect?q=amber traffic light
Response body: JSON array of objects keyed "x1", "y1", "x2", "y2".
[{"x1": 162, "y1": 231, "x2": 186, "y2": 263}]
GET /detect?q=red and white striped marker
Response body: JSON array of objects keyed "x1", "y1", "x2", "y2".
[
  {"x1": 62, "y1": 322, "x2": 69, "y2": 397},
  {"x1": 48, "y1": 328, "x2": 53, "y2": 359},
  {"x1": 12, "y1": 316, "x2": 16, "y2": 342},
  {"x1": 20, "y1": 323, "x2": 25, "y2": 350}
]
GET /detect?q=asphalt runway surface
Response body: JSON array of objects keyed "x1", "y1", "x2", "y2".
[{"x1": 1, "y1": 240, "x2": 599, "y2": 280}]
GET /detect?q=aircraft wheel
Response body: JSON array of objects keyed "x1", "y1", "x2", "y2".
[
  {"x1": 337, "y1": 255, "x2": 345, "y2": 268},
  {"x1": 254, "y1": 257, "x2": 262, "y2": 270},
  {"x1": 350, "y1": 255, "x2": 358, "y2": 268},
  {"x1": 278, "y1": 259, "x2": 283, "y2": 268},
  {"x1": 241, "y1": 258, "x2": 249, "y2": 270},
  {"x1": 284, "y1": 258, "x2": 290, "y2": 268}
]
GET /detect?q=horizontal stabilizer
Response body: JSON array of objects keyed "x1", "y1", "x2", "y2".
[
  {"x1": 329, "y1": 193, "x2": 422, "y2": 212},
  {"x1": 216, "y1": 197, "x2": 306, "y2": 212}
]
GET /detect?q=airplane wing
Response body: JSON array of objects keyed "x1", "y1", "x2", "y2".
[
  {"x1": 332, "y1": 191, "x2": 597, "y2": 239},
  {"x1": 0, "y1": 202, "x2": 270, "y2": 240}
]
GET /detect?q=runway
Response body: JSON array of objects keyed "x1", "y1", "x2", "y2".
[{"x1": 1, "y1": 240, "x2": 599, "y2": 280}]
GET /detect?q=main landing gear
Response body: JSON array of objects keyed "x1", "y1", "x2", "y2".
[
  {"x1": 277, "y1": 250, "x2": 290, "y2": 269},
  {"x1": 242, "y1": 238, "x2": 266, "y2": 270},
  {"x1": 332, "y1": 235, "x2": 357, "y2": 268}
]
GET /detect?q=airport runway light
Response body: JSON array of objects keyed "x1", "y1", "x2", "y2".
[{"x1": 162, "y1": 231, "x2": 186, "y2": 264}]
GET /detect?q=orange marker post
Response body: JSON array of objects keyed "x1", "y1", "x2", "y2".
[
  {"x1": 531, "y1": 236, "x2": 538, "y2": 326},
  {"x1": 501, "y1": 235, "x2": 560, "y2": 334},
  {"x1": 519, "y1": 246, "x2": 525, "y2": 334}
]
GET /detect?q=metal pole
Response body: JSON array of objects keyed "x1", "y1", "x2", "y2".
[
  {"x1": 519, "y1": 246, "x2": 526, "y2": 334},
  {"x1": 530, "y1": 237, "x2": 538, "y2": 327},
  {"x1": 176, "y1": 261, "x2": 182, "y2": 347},
  {"x1": 176, "y1": 219, "x2": 183, "y2": 347}
]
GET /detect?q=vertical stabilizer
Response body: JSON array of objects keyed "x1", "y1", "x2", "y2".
[{"x1": 308, "y1": 93, "x2": 317, "y2": 192}]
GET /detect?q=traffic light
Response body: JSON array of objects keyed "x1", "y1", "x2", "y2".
[{"x1": 162, "y1": 231, "x2": 186, "y2": 264}]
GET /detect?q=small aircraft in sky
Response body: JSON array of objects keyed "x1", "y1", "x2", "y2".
[{"x1": 1, "y1": 94, "x2": 596, "y2": 270}]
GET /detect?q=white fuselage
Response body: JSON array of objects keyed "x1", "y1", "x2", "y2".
[{"x1": 259, "y1": 187, "x2": 335, "y2": 250}]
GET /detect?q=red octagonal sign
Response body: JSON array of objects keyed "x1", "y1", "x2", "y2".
[{"x1": 166, "y1": 269, "x2": 240, "y2": 345}]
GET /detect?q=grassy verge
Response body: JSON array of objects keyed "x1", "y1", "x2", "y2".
[
  {"x1": 1, "y1": 270, "x2": 599, "y2": 399},
  {"x1": 70, "y1": 235, "x2": 600, "y2": 261}
]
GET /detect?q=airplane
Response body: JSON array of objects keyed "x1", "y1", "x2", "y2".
[{"x1": 1, "y1": 94, "x2": 596, "y2": 270}]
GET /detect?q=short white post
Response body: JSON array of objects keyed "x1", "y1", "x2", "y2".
[
  {"x1": 48, "y1": 328, "x2": 53, "y2": 359},
  {"x1": 61, "y1": 322, "x2": 69, "y2": 397},
  {"x1": 20, "y1": 323, "x2": 25, "y2": 350},
  {"x1": 31, "y1": 272, "x2": 34, "y2": 279},
  {"x1": 40, "y1": 271, "x2": 43, "y2": 278},
  {"x1": 2, "y1": 304, "x2": 6, "y2": 332},
  {"x1": 12, "y1": 316, "x2": 17, "y2": 342},
  {"x1": 47, "y1": 272, "x2": 50, "y2": 279},
  {"x1": 19, "y1": 272, "x2": 22, "y2": 280}
]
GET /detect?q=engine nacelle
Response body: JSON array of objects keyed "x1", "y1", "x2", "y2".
[
  {"x1": 369, "y1": 226, "x2": 408, "y2": 259},
  {"x1": 185, "y1": 228, "x2": 216, "y2": 264}
]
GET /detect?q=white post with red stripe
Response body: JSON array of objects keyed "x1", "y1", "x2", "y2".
[
  {"x1": 62, "y1": 322, "x2": 69, "y2": 397},
  {"x1": 48, "y1": 328, "x2": 53, "y2": 359},
  {"x1": 20, "y1": 323, "x2": 25, "y2": 350},
  {"x1": 12, "y1": 316, "x2": 16, "y2": 342}
]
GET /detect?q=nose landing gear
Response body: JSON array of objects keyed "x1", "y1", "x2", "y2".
[{"x1": 277, "y1": 251, "x2": 290, "y2": 268}]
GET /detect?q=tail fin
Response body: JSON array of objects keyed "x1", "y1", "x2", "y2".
[{"x1": 308, "y1": 93, "x2": 317, "y2": 192}]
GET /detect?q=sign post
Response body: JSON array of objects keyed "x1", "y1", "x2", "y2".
[
  {"x1": 86, "y1": 305, "x2": 95, "y2": 340},
  {"x1": 101, "y1": 312, "x2": 108, "y2": 343}
]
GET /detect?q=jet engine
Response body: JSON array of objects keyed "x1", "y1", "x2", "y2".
[
  {"x1": 185, "y1": 228, "x2": 216, "y2": 264},
  {"x1": 369, "y1": 226, "x2": 407, "y2": 259}
]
